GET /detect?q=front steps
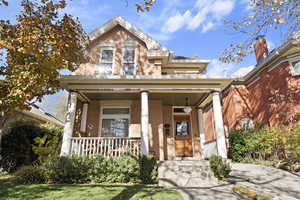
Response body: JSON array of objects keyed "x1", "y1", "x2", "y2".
[{"x1": 158, "y1": 160, "x2": 218, "y2": 188}]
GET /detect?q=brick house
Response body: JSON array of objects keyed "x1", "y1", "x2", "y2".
[{"x1": 59, "y1": 17, "x2": 300, "y2": 160}]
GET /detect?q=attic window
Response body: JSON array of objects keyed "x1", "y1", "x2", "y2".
[
  {"x1": 122, "y1": 48, "x2": 136, "y2": 75},
  {"x1": 291, "y1": 60, "x2": 300, "y2": 76},
  {"x1": 99, "y1": 48, "x2": 114, "y2": 75}
]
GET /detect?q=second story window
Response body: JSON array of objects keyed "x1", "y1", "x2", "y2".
[
  {"x1": 122, "y1": 48, "x2": 136, "y2": 75},
  {"x1": 291, "y1": 60, "x2": 300, "y2": 76},
  {"x1": 100, "y1": 48, "x2": 114, "y2": 75}
]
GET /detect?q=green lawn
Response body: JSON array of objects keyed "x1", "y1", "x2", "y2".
[{"x1": 0, "y1": 175, "x2": 182, "y2": 200}]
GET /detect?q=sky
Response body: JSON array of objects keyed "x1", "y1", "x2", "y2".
[{"x1": 0, "y1": 0, "x2": 290, "y2": 115}]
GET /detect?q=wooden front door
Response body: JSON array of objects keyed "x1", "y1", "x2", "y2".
[{"x1": 174, "y1": 115, "x2": 193, "y2": 157}]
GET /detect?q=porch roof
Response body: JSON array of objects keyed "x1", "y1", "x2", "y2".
[
  {"x1": 59, "y1": 74, "x2": 233, "y2": 92},
  {"x1": 60, "y1": 75, "x2": 233, "y2": 107}
]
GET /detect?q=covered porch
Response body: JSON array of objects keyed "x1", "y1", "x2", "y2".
[{"x1": 59, "y1": 75, "x2": 232, "y2": 160}]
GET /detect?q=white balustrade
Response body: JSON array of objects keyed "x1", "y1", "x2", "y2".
[{"x1": 70, "y1": 137, "x2": 141, "y2": 157}]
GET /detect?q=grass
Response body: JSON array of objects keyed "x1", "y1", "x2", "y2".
[
  {"x1": 0, "y1": 175, "x2": 182, "y2": 200},
  {"x1": 232, "y1": 185, "x2": 274, "y2": 200}
]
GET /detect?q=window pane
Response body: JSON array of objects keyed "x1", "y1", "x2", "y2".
[
  {"x1": 292, "y1": 61, "x2": 300, "y2": 75},
  {"x1": 176, "y1": 121, "x2": 189, "y2": 135},
  {"x1": 101, "y1": 119, "x2": 114, "y2": 137},
  {"x1": 100, "y1": 63, "x2": 112, "y2": 75},
  {"x1": 114, "y1": 119, "x2": 129, "y2": 137},
  {"x1": 101, "y1": 49, "x2": 113, "y2": 63},
  {"x1": 123, "y1": 49, "x2": 135, "y2": 63},
  {"x1": 101, "y1": 119, "x2": 129, "y2": 137},
  {"x1": 103, "y1": 108, "x2": 129, "y2": 115},
  {"x1": 174, "y1": 108, "x2": 185, "y2": 113},
  {"x1": 123, "y1": 63, "x2": 135, "y2": 75}
]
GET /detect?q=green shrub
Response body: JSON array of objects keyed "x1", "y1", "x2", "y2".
[
  {"x1": 209, "y1": 155, "x2": 231, "y2": 180},
  {"x1": 0, "y1": 121, "x2": 45, "y2": 172},
  {"x1": 139, "y1": 155, "x2": 157, "y2": 184},
  {"x1": 90, "y1": 155, "x2": 112, "y2": 183},
  {"x1": 289, "y1": 125, "x2": 300, "y2": 162},
  {"x1": 91, "y1": 155, "x2": 140, "y2": 183},
  {"x1": 113, "y1": 156, "x2": 140, "y2": 183},
  {"x1": 229, "y1": 126, "x2": 290, "y2": 162},
  {"x1": 45, "y1": 156, "x2": 92, "y2": 183},
  {"x1": 32, "y1": 123, "x2": 63, "y2": 163},
  {"x1": 14, "y1": 165, "x2": 47, "y2": 184},
  {"x1": 228, "y1": 129, "x2": 257, "y2": 162},
  {"x1": 43, "y1": 155, "x2": 157, "y2": 184}
]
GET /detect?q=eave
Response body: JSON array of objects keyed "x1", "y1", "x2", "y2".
[{"x1": 59, "y1": 75, "x2": 233, "y2": 93}]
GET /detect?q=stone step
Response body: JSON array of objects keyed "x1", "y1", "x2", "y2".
[{"x1": 158, "y1": 160, "x2": 218, "y2": 188}]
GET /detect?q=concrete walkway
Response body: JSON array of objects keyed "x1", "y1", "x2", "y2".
[
  {"x1": 174, "y1": 163, "x2": 300, "y2": 200},
  {"x1": 230, "y1": 163, "x2": 300, "y2": 200}
]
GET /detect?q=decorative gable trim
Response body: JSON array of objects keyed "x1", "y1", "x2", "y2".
[
  {"x1": 89, "y1": 16, "x2": 169, "y2": 52},
  {"x1": 123, "y1": 40, "x2": 138, "y2": 47},
  {"x1": 98, "y1": 40, "x2": 116, "y2": 47}
]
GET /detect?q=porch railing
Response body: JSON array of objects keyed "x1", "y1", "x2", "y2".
[{"x1": 70, "y1": 137, "x2": 141, "y2": 157}]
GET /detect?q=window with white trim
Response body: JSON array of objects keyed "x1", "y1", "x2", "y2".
[
  {"x1": 291, "y1": 60, "x2": 300, "y2": 76},
  {"x1": 101, "y1": 107, "x2": 130, "y2": 137},
  {"x1": 100, "y1": 48, "x2": 114, "y2": 75},
  {"x1": 240, "y1": 118, "x2": 254, "y2": 130},
  {"x1": 122, "y1": 48, "x2": 136, "y2": 75}
]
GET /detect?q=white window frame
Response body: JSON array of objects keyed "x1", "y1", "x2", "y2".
[
  {"x1": 121, "y1": 47, "x2": 137, "y2": 75},
  {"x1": 289, "y1": 59, "x2": 300, "y2": 76},
  {"x1": 99, "y1": 47, "x2": 115, "y2": 75},
  {"x1": 99, "y1": 106, "x2": 131, "y2": 137}
]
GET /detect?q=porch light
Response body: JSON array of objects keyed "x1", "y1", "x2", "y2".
[
  {"x1": 184, "y1": 97, "x2": 192, "y2": 113},
  {"x1": 183, "y1": 106, "x2": 192, "y2": 114}
]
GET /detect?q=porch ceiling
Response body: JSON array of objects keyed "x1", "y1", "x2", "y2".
[{"x1": 83, "y1": 92, "x2": 208, "y2": 106}]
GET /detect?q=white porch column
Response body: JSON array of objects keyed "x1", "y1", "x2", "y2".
[
  {"x1": 140, "y1": 90, "x2": 149, "y2": 155},
  {"x1": 212, "y1": 91, "x2": 227, "y2": 158},
  {"x1": 198, "y1": 108, "x2": 206, "y2": 154},
  {"x1": 60, "y1": 92, "x2": 77, "y2": 156}
]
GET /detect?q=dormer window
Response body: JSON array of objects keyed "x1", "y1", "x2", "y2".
[
  {"x1": 100, "y1": 48, "x2": 114, "y2": 75},
  {"x1": 122, "y1": 48, "x2": 136, "y2": 75},
  {"x1": 291, "y1": 60, "x2": 300, "y2": 76}
]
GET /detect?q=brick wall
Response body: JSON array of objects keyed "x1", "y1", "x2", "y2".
[
  {"x1": 74, "y1": 25, "x2": 161, "y2": 76},
  {"x1": 222, "y1": 61, "x2": 300, "y2": 130}
]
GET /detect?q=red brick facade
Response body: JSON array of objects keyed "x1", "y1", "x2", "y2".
[{"x1": 222, "y1": 61, "x2": 300, "y2": 130}]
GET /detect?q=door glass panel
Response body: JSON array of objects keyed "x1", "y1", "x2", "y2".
[{"x1": 176, "y1": 121, "x2": 189, "y2": 135}]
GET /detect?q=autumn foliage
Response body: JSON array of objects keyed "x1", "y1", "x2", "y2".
[{"x1": 0, "y1": 0, "x2": 87, "y2": 113}]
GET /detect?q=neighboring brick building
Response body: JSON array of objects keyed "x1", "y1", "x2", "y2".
[
  {"x1": 222, "y1": 34, "x2": 300, "y2": 130},
  {"x1": 59, "y1": 17, "x2": 300, "y2": 160}
]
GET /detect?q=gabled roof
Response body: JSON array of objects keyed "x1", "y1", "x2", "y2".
[
  {"x1": 22, "y1": 104, "x2": 65, "y2": 127},
  {"x1": 89, "y1": 16, "x2": 169, "y2": 52},
  {"x1": 234, "y1": 30, "x2": 300, "y2": 84}
]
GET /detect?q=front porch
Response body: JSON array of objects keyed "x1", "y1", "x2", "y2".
[{"x1": 60, "y1": 75, "x2": 231, "y2": 160}]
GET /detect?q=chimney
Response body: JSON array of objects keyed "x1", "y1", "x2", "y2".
[{"x1": 253, "y1": 35, "x2": 269, "y2": 65}]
